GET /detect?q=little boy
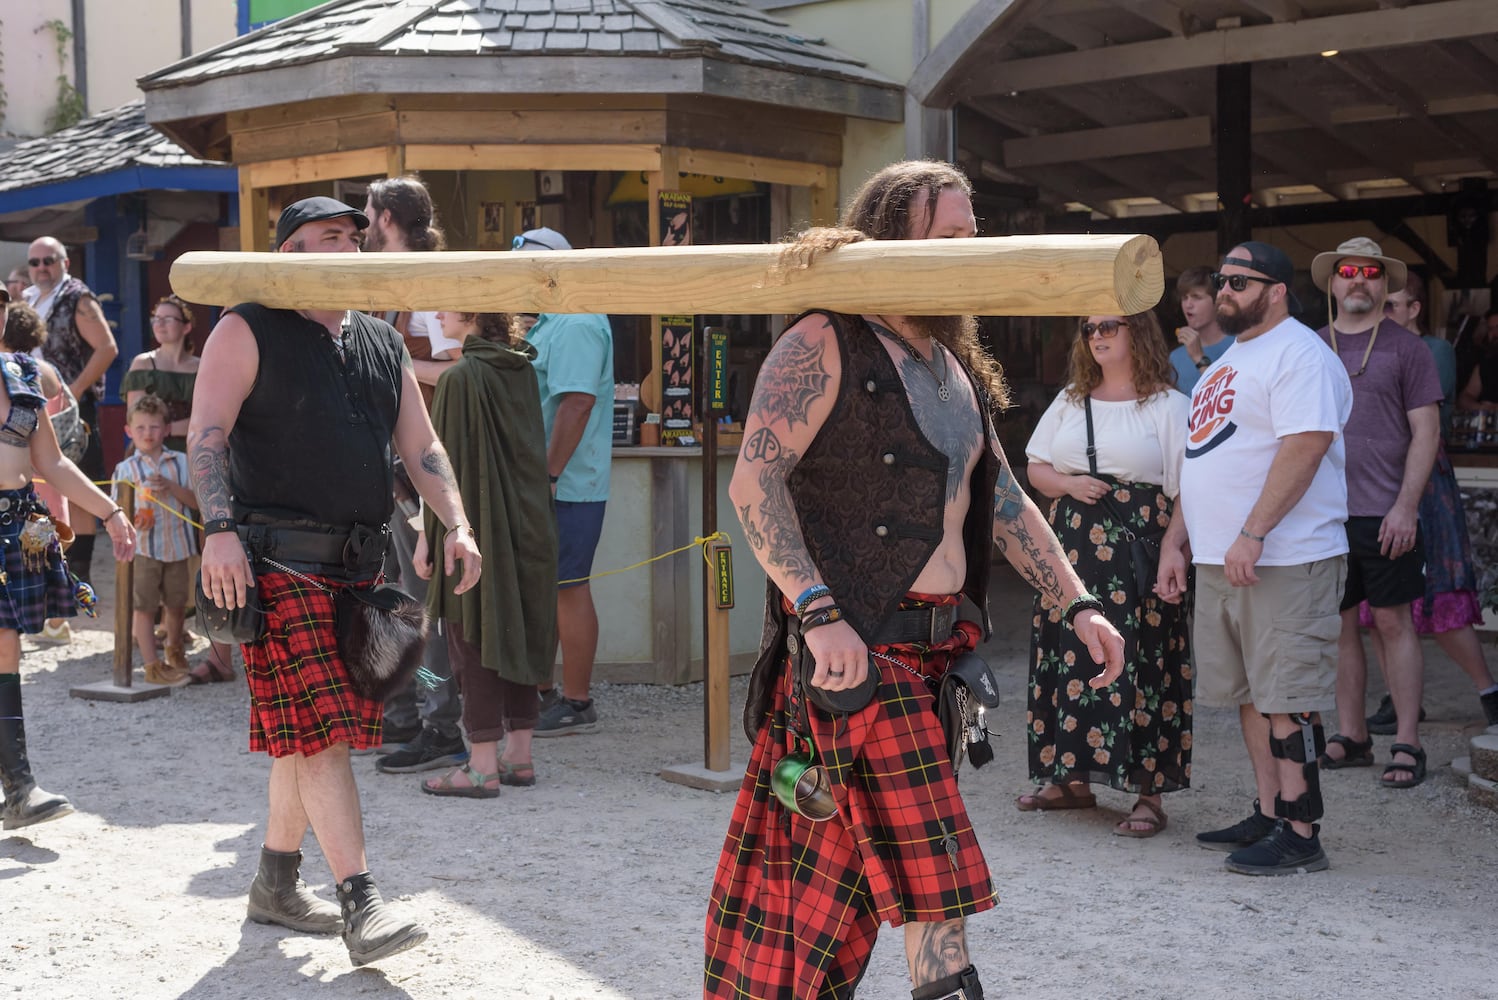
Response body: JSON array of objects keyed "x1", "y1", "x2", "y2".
[{"x1": 112, "y1": 395, "x2": 198, "y2": 685}]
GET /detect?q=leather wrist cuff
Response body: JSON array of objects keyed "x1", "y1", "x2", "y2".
[
  {"x1": 1062, "y1": 594, "x2": 1105, "y2": 627},
  {"x1": 799, "y1": 604, "x2": 845, "y2": 633},
  {"x1": 204, "y1": 518, "x2": 238, "y2": 536}
]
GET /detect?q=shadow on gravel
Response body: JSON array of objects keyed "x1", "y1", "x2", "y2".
[
  {"x1": 0, "y1": 835, "x2": 61, "y2": 881},
  {"x1": 172, "y1": 924, "x2": 418, "y2": 1000}
]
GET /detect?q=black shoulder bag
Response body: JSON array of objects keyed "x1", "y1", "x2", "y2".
[{"x1": 1084, "y1": 396, "x2": 1164, "y2": 599}]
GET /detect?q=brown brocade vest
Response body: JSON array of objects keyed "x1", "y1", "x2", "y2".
[{"x1": 742, "y1": 310, "x2": 1002, "y2": 738}]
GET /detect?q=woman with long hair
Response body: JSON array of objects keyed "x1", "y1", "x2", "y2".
[{"x1": 1017, "y1": 311, "x2": 1193, "y2": 837}]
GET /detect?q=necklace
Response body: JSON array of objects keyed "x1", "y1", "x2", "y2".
[
  {"x1": 1330, "y1": 322, "x2": 1379, "y2": 378},
  {"x1": 873, "y1": 318, "x2": 950, "y2": 402}
]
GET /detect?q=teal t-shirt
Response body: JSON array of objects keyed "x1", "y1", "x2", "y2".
[
  {"x1": 1170, "y1": 334, "x2": 1236, "y2": 393},
  {"x1": 529, "y1": 313, "x2": 615, "y2": 501}
]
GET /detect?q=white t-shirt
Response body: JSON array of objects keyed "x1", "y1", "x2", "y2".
[
  {"x1": 408, "y1": 310, "x2": 462, "y2": 358},
  {"x1": 1180, "y1": 316, "x2": 1352, "y2": 565},
  {"x1": 1026, "y1": 388, "x2": 1189, "y2": 498}
]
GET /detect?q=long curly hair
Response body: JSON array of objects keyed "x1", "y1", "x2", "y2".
[
  {"x1": 775, "y1": 160, "x2": 1009, "y2": 408},
  {"x1": 1064, "y1": 311, "x2": 1176, "y2": 403}
]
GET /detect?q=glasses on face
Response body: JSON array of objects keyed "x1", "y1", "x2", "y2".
[
  {"x1": 150, "y1": 315, "x2": 184, "y2": 326},
  {"x1": 1082, "y1": 320, "x2": 1129, "y2": 339},
  {"x1": 1211, "y1": 272, "x2": 1275, "y2": 293},
  {"x1": 1335, "y1": 263, "x2": 1384, "y2": 280},
  {"x1": 28, "y1": 255, "x2": 59, "y2": 268}
]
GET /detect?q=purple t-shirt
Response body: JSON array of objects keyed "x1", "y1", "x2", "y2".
[{"x1": 1316, "y1": 318, "x2": 1442, "y2": 517}]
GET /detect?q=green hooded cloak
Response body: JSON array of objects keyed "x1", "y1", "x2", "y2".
[{"x1": 424, "y1": 336, "x2": 558, "y2": 685}]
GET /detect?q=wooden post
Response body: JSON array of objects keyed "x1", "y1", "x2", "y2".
[
  {"x1": 71, "y1": 482, "x2": 170, "y2": 703},
  {"x1": 238, "y1": 177, "x2": 270, "y2": 252},
  {"x1": 810, "y1": 167, "x2": 839, "y2": 227}
]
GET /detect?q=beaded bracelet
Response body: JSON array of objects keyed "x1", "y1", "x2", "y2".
[
  {"x1": 799, "y1": 604, "x2": 845, "y2": 633},
  {"x1": 1062, "y1": 594, "x2": 1105, "y2": 626},
  {"x1": 793, "y1": 584, "x2": 831, "y2": 615}
]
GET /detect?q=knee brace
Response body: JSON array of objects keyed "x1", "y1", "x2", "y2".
[
  {"x1": 1267, "y1": 713, "x2": 1325, "y2": 824},
  {"x1": 912, "y1": 965, "x2": 984, "y2": 1000}
]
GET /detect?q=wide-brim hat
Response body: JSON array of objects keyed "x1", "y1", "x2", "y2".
[{"x1": 1311, "y1": 236, "x2": 1407, "y2": 292}]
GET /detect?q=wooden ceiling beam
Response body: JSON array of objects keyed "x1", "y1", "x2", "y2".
[{"x1": 955, "y1": 0, "x2": 1498, "y2": 94}]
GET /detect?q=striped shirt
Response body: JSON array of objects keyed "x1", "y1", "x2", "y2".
[{"x1": 111, "y1": 449, "x2": 198, "y2": 563}]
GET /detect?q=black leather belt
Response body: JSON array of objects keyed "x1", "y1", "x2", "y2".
[
  {"x1": 869, "y1": 604, "x2": 958, "y2": 646},
  {"x1": 239, "y1": 524, "x2": 388, "y2": 572}
]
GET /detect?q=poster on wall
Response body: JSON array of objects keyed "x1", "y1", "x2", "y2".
[
  {"x1": 660, "y1": 314, "x2": 696, "y2": 445},
  {"x1": 477, "y1": 202, "x2": 506, "y2": 249},
  {"x1": 659, "y1": 190, "x2": 692, "y2": 246},
  {"x1": 518, "y1": 201, "x2": 538, "y2": 235}
]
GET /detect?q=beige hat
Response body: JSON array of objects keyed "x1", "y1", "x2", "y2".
[{"x1": 1311, "y1": 236, "x2": 1407, "y2": 292}]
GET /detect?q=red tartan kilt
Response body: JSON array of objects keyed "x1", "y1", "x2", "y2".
[
  {"x1": 241, "y1": 571, "x2": 383, "y2": 757},
  {"x1": 705, "y1": 599, "x2": 996, "y2": 999}
]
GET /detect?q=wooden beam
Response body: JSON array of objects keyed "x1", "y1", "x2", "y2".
[
  {"x1": 957, "y1": 0, "x2": 1498, "y2": 94},
  {"x1": 908, "y1": 0, "x2": 1048, "y2": 106},
  {"x1": 1005, "y1": 117, "x2": 1211, "y2": 168},
  {"x1": 243, "y1": 148, "x2": 389, "y2": 189},
  {"x1": 168, "y1": 235, "x2": 1166, "y2": 317},
  {"x1": 404, "y1": 143, "x2": 663, "y2": 173},
  {"x1": 809, "y1": 168, "x2": 839, "y2": 228},
  {"x1": 238, "y1": 177, "x2": 269, "y2": 252},
  {"x1": 385, "y1": 145, "x2": 405, "y2": 180},
  {"x1": 397, "y1": 109, "x2": 666, "y2": 146},
  {"x1": 675, "y1": 148, "x2": 829, "y2": 188}
]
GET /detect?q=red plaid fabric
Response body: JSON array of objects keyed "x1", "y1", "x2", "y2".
[
  {"x1": 705, "y1": 595, "x2": 996, "y2": 999},
  {"x1": 241, "y1": 571, "x2": 382, "y2": 758}
]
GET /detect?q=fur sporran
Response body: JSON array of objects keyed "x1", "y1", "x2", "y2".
[{"x1": 335, "y1": 585, "x2": 428, "y2": 701}]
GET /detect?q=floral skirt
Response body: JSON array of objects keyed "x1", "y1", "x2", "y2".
[{"x1": 1027, "y1": 477, "x2": 1192, "y2": 795}]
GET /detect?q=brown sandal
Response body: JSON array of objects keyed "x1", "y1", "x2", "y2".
[
  {"x1": 1112, "y1": 798, "x2": 1168, "y2": 838},
  {"x1": 187, "y1": 648, "x2": 235, "y2": 685},
  {"x1": 1015, "y1": 783, "x2": 1096, "y2": 812}
]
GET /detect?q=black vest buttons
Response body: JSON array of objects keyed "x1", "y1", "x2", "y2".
[
  {"x1": 865, "y1": 379, "x2": 877, "y2": 392},
  {"x1": 874, "y1": 524, "x2": 889, "y2": 537},
  {"x1": 882, "y1": 452, "x2": 895, "y2": 465}
]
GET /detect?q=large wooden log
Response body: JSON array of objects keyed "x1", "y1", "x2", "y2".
[{"x1": 169, "y1": 235, "x2": 1162, "y2": 316}]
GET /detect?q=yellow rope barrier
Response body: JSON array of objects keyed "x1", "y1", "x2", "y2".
[{"x1": 41, "y1": 477, "x2": 729, "y2": 588}]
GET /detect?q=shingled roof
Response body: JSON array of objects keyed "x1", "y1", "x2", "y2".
[
  {"x1": 141, "y1": 0, "x2": 892, "y2": 89},
  {"x1": 0, "y1": 100, "x2": 224, "y2": 197}
]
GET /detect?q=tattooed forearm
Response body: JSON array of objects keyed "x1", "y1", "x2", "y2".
[
  {"x1": 993, "y1": 463, "x2": 1025, "y2": 521},
  {"x1": 756, "y1": 449, "x2": 818, "y2": 584},
  {"x1": 419, "y1": 443, "x2": 458, "y2": 491},
  {"x1": 738, "y1": 503, "x2": 766, "y2": 551},
  {"x1": 188, "y1": 425, "x2": 233, "y2": 520},
  {"x1": 909, "y1": 919, "x2": 969, "y2": 986},
  {"x1": 995, "y1": 502, "x2": 1068, "y2": 605},
  {"x1": 745, "y1": 326, "x2": 831, "y2": 431}
]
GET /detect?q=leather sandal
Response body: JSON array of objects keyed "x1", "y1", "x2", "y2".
[
  {"x1": 1380, "y1": 743, "x2": 1427, "y2": 789},
  {"x1": 496, "y1": 760, "x2": 536, "y2": 787},
  {"x1": 1112, "y1": 798, "x2": 1168, "y2": 839},
  {"x1": 1318, "y1": 734, "x2": 1374, "y2": 769},
  {"x1": 421, "y1": 764, "x2": 501, "y2": 799},
  {"x1": 187, "y1": 648, "x2": 235, "y2": 685},
  {"x1": 1015, "y1": 783, "x2": 1096, "y2": 812}
]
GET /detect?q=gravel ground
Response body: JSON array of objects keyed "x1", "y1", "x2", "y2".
[{"x1": 3, "y1": 562, "x2": 1496, "y2": 999}]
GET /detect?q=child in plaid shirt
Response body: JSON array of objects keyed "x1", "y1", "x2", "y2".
[{"x1": 112, "y1": 395, "x2": 197, "y2": 684}]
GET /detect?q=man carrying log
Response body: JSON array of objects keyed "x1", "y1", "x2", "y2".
[
  {"x1": 705, "y1": 161, "x2": 1125, "y2": 1000},
  {"x1": 189, "y1": 197, "x2": 481, "y2": 967}
]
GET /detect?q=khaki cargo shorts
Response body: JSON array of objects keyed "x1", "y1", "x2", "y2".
[{"x1": 1193, "y1": 557, "x2": 1346, "y2": 715}]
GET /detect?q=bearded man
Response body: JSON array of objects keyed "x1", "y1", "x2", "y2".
[{"x1": 704, "y1": 160, "x2": 1125, "y2": 1000}]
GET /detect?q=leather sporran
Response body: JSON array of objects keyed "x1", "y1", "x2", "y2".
[
  {"x1": 935, "y1": 652, "x2": 1001, "y2": 775},
  {"x1": 788, "y1": 629, "x2": 878, "y2": 715},
  {"x1": 193, "y1": 571, "x2": 265, "y2": 644},
  {"x1": 335, "y1": 584, "x2": 428, "y2": 702}
]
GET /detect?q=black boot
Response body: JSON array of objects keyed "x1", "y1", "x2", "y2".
[
  {"x1": 336, "y1": 871, "x2": 427, "y2": 967},
  {"x1": 0, "y1": 675, "x2": 73, "y2": 831},
  {"x1": 1481, "y1": 688, "x2": 1498, "y2": 728},
  {"x1": 246, "y1": 846, "x2": 342, "y2": 934},
  {"x1": 913, "y1": 964, "x2": 985, "y2": 1000}
]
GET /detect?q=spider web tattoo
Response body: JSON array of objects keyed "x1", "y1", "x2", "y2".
[{"x1": 746, "y1": 332, "x2": 831, "y2": 431}]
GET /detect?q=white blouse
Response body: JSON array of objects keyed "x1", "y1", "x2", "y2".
[{"x1": 1025, "y1": 388, "x2": 1189, "y2": 498}]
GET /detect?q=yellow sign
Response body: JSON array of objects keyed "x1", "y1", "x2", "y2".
[{"x1": 714, "y1": 546, "x2": 734, "y2": 609}]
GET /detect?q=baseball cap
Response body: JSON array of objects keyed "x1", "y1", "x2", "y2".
[
  {"x1": 1221, "y1": 240, "x2": 1301, "y2": 311},
  {"x1": 275, "y1": 196, "x2": 369, "y2": 250},
  {"x1": 511, "y1": 227, "x2": 571, "y2": 251}
]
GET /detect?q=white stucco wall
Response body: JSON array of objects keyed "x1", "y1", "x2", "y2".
[{"x1": 1, "y1": 0, "x2": 77, "y2": 137}]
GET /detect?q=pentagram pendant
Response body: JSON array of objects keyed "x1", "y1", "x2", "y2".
[{"x1": 937, "y1": 384, "x2": 951, "y2": 402}]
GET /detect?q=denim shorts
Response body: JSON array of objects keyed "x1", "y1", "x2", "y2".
[{"x1": 555, "y1": 500, "x2": 607, "y2": 590}]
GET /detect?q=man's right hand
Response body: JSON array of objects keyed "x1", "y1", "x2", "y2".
[
  {"x1": 200, "y1": 531, "x2": 253, "y2": 609},
  {"x1": 802, "y1": 619, "x2": 869, "y2": 692},
  {"x1": 1155, "y1": 545, "x2": 1189, "y2": 605}
]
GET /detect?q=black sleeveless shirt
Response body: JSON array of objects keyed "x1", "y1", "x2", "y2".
[{"x1": 226, "y1": 304, "x2": 404, "y2": 530}]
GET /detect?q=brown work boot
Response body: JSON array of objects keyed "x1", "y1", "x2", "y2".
[
  {"x1": 246, "y1": 847, "x2": 342, "y2": 934},
  {"x1": 163, "y1": 644, "x2": 191, "y2": 677},
  {"x1": 336, "y1": 871, "x2": 428, "y2": 966},
  {"x1": 143, "y1": 660, "x2": 187, "y2": 686}
]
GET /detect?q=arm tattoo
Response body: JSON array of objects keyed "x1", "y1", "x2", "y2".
[
  {"x1": 745, "y1": 328, "x2": 830, "y2": 431},
  {"x1": 995, "y1": 504, "x2": 1067, "y2": 604},
  {"x1": 756, "y1": 448, "x2": 818, "y2": 584},
  {"x1": 419, "y1": 443, "x2": 458, "y2": 491},
  {"x1": 188, "y1": 425, "x2": 233, "y2": 520},
  {"x1": 993, "y1": 463, "x2": 1025, "y2": 521},
  {"x1": 911, "y1": 919, "x2": 969, "y2": 985},
  {"x1": 738, "y1": 503, "x2": 766, "y2": 551}
]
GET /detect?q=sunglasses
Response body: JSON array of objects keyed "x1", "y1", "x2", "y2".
[
  {"x1": 1211, "y1": 272, "x2": 1276, "y2": 293},
  {"x1": 28, "y1": 255, "x2": 59, "y2": 268},
  {"x1": 1082, "y1": 320, "x2": 1129, "y2": 339},
  {"x1": 512, "y1": 235, "x2": 561, "y2": 251},
  {"x1": 1334, "y1": 263, "x2": 1384, "y2": 280}
]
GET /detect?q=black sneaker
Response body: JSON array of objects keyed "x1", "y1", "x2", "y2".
[
  {"x1": 1225, "y1": 820, "x2": 1329, "y2": 875},
  {"x1": 538, "y1": 688, "x2": 562, "y2": 714},
  {"x1": 352, "y1": 721, "x2": 422, "y2": 757},
  {"x1": 533, "y1": 696, "x2": 599, "y2": 737},
  {"x1": 375, "y1": 727, "x2": 469, "y2": 773},
  {"x1": 1366, "y1": 693, "x2": 1426, "y2": 735},
  {"x1": 1196, "y1": 800, "x2": 1277, "y2": 852},
  {"x1": 1480, "y1": 689, "x2": 1498, "y2": 729}
]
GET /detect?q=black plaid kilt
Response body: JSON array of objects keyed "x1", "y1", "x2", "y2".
[
  {"x1": 0, "y1": 488, "x2": 79, "y2": 634},
  {"x1": 705, "y1": 599, "x2": 996, "y2": 1000}
]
